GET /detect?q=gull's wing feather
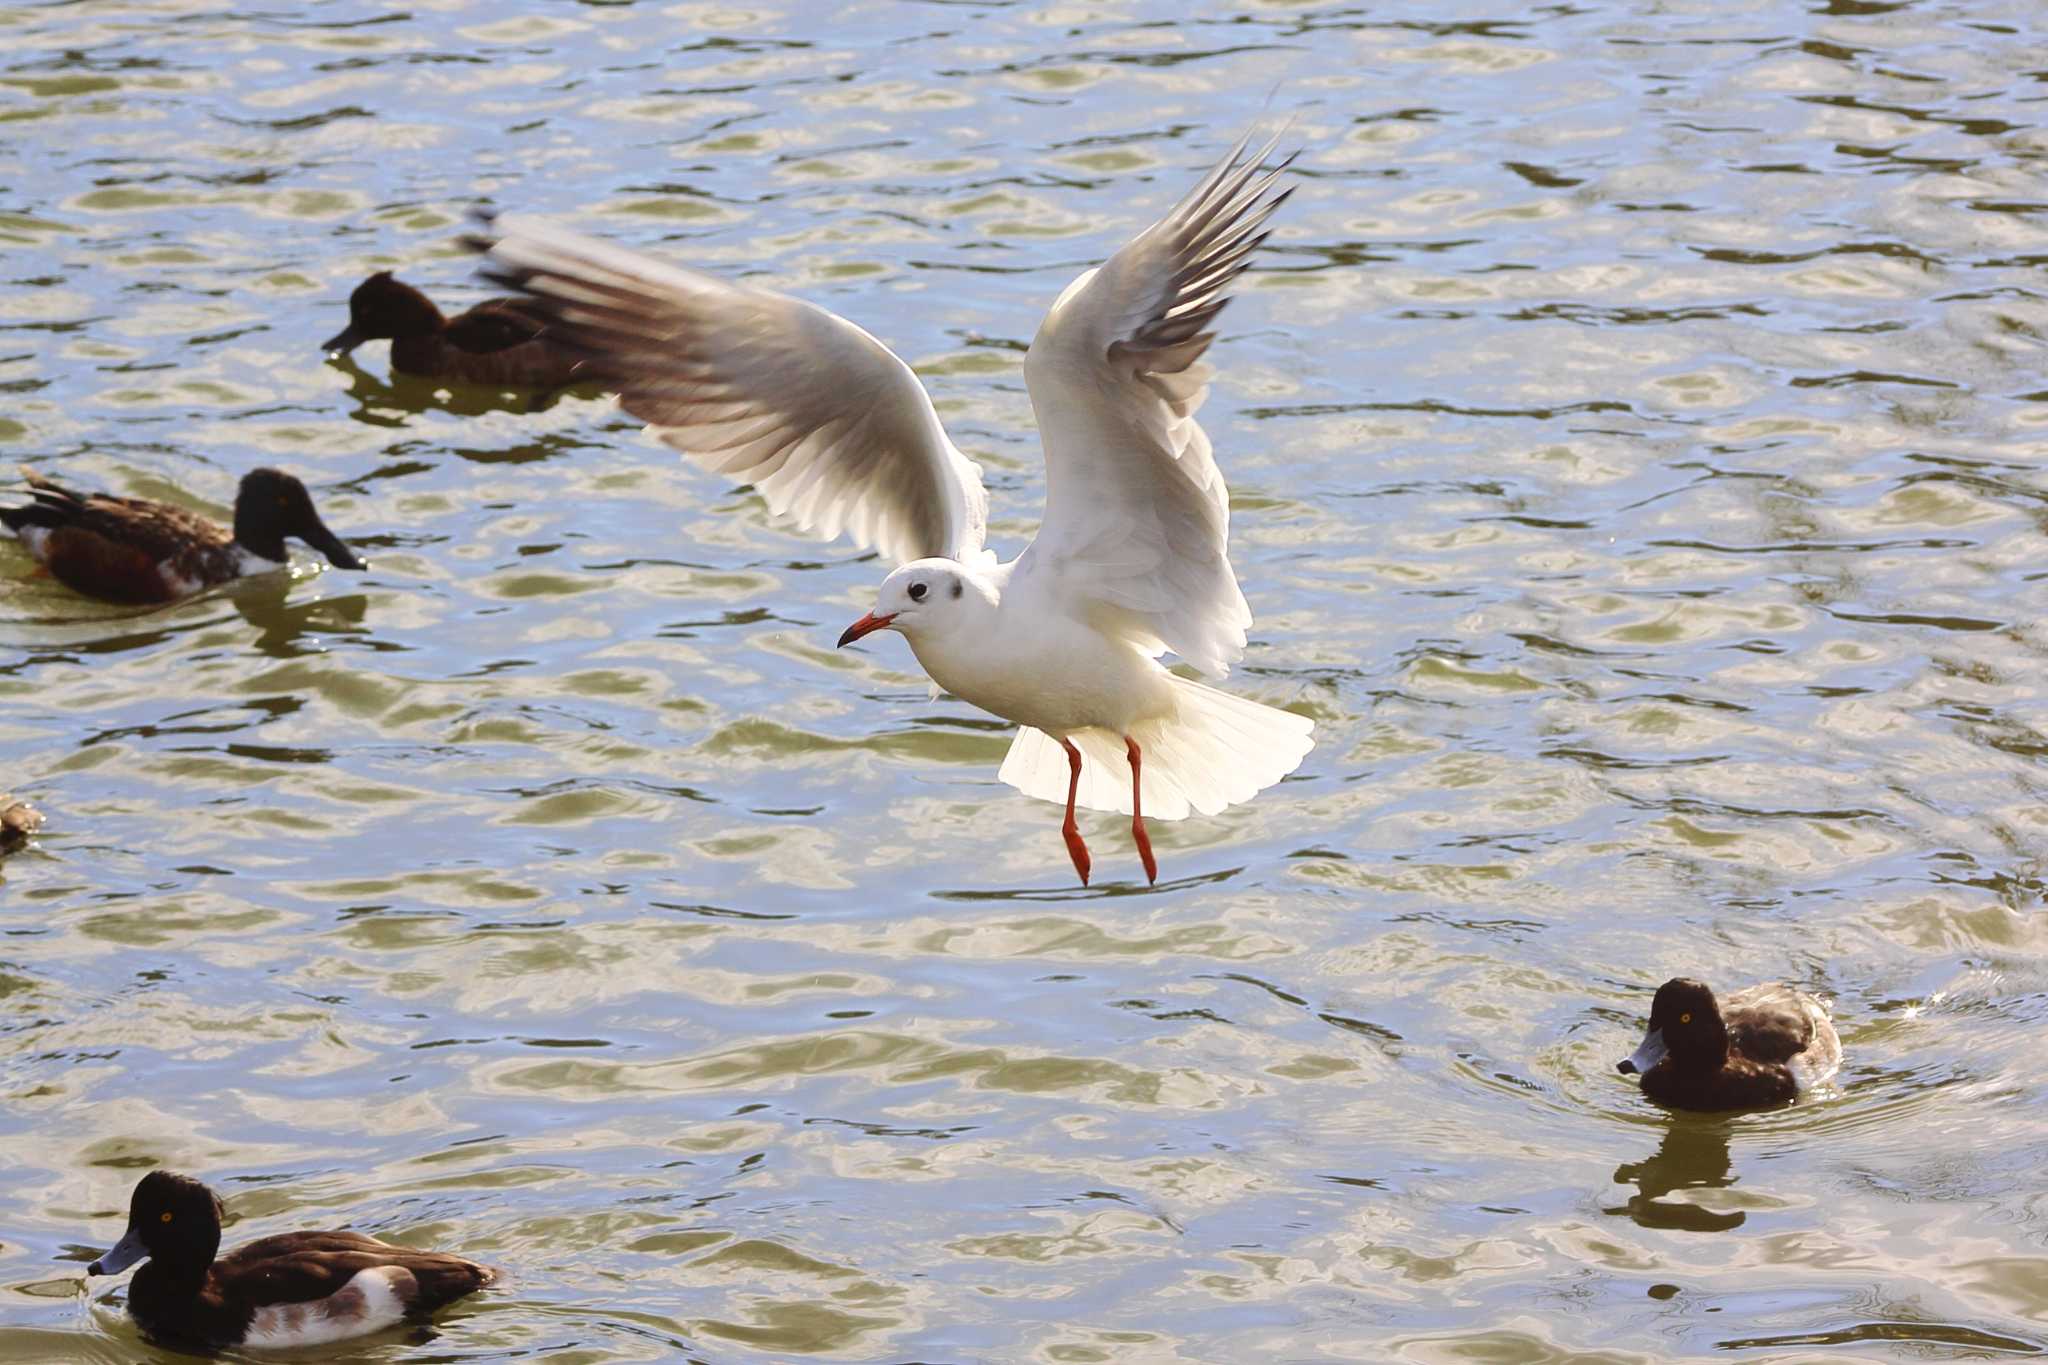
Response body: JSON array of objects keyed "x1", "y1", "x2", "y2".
[
  {"x1": 1016, "y1": 131, "x2": 1294, "y2": 678},
  {"x1": 476, "y1": 216, "x2": 988, "y2": 564}
]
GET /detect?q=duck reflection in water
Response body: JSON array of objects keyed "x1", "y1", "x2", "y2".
[
  {"x1": 1607, "y1": 1120, "x2": 1744, "y2": 1233},
  {"x1": 327, "y1": 351, "x2": 577, "y2": 421},
  {"x1": 225, "y1": 571, "x2": 371, "y2": 660}
]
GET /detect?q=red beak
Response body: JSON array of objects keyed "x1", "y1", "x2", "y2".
[{"x1": 836, "y1": 611, "x2": 897, "y2": 648}]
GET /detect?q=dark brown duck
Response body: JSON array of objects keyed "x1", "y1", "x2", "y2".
[
  {"x1": 324, "y1": 272, "x2": 589, "y2": 388},
  {"x1": 88, "y1": 1171, "x2": 498, "y2": 1350},
  {"x1": 1618, "y1": 977, "x2": 1841, "y2": 1112}
]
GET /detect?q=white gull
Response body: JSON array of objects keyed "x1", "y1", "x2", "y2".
[{"x1": 476, "y1": 130, "x2": 1315, "y2": 885}]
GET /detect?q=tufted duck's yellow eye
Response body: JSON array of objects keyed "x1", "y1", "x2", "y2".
[
  {"x1": 1679, "y1": 1012, "x2": 1692, "y2": 1025},
  {"x1": 160, "y1": 1211, "x2": 173, "y2": 1223}
]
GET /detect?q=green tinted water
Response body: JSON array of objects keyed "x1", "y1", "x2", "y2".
[{"x1": 4, "y1": 1, "x2": 2047, "y2": 1361}]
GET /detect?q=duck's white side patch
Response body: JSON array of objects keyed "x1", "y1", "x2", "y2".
[
  {"x1": 233, "y1": 545, "x2": 285, "y2": 577},
  {"x1": 160, "y1": 565, "x2": 208, "y2": 598},
  {"x1": 167, "y1": 546, "x2": 281, "y2": 598},
  {"x1": 1786, "y1": 994, "x2": 1842, "y2": 1094},
  {"x1": 13, "y1": 526, "x2": 49, "y2": 557},
  {"x1": 242, "y1": 1265, "x2": 414, "y2": 1348}
]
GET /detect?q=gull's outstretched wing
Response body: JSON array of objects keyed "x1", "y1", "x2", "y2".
[
  {"x1": 476, "y1": 216, "x2": 988, "y2": 564},
  {"x1": 1015, "y1": 131, "x2": 1294, "y2": 678}
]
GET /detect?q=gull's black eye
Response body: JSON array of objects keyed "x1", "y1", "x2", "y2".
[{"x1": 907, "y1": 582, "x2": 928, "y2": 602}]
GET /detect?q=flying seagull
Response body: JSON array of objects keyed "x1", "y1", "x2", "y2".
[{"x1": 474, "y1": 130, "x2": 1314, "y2": 885}]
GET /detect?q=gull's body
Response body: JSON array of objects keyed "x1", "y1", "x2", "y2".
[
  {"x1": 478, "y1": 131, "x2": 1314, "y2": 883},
  {"x1": 910, "y1": 558, "x2": 1175, "y2": 736}
]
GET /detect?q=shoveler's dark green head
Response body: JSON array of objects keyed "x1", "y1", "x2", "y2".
[
  {"x1": 232, "y1": 468, "x2": 365, "y2": 571},
  {"x1": 322, "y1": 273, "x2": 445, "y2": 353}
]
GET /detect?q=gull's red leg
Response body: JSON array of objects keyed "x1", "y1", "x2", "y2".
[
  {"x1": 1125, "y1": 735, "x2": 1157, "y2": 885},
  {"x1": 1059, "y1": 736, "x2": 1091, "y2": 887}
]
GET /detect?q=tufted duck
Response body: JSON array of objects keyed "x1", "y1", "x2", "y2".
[
  {"x1": 324, "y1": 272, "x2": 588, "y2": 389},
  {"x1": 88, "y1": 1171, "x2": 498, "y2": 1349},
  {"x1": 1619, "y1": 977, "x2": 1840, "y2": 1111}
]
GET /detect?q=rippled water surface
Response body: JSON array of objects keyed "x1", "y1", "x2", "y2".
[{"x1": 4, "y1": 1, "x2": 2048, "y2": 1360}]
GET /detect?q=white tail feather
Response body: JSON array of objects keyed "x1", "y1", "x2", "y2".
[{"x1": 997, "y1": 677, "x2": 1313, "y2": 821}]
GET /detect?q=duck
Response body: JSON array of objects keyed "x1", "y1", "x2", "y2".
[
  {"x1": 1, "y1": 466, "x2": 364, "y2": 605},
  {"x1": 88, "y1": 1170, "x2": 498, "y2": 1350},
  {"x1": 0, "y1": 794, "x2": 41, "y2": 853},
  {"x1": 323, "y1": 271, "x2": 589, "y2": 389},
  {"x1": 1618, "y1": 977, "x2": 1841, "y2": 1111}
]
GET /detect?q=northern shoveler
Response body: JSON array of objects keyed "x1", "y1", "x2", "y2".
[
  {"x1": 323, "y1": 272, "x2": 589, "y2": 389},
  {"x1": 1, "y1": 466, "x2": 365, "y2": 605},
  {"x1": 88, "y1": 1171, "x2": 498, "y2": 1350}
]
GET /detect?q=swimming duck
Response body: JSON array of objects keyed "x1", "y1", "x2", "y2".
[
  {"x1": 1618, "y1": 977, "x2": 1841, "y2": 1111},
  {"x1": 1, "y1": 466, "x2": 364, "y2": 605},
  {"x1": 323, "y1": 272, "x2": 588, "y2": 389},
  {"x1": 89, "y1": 1171, "x2": 498, "y2": 1350},
  {"x1": 0, "y1": 795, "x2": 41, "y2": 853}
]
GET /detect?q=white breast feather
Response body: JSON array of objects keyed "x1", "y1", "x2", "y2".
[
  {"x1": 161, "y1": 566, "x2": 208, "y2": 598},
  {"x1": 233, "y1": 545, "x2": 286, "y2": 574}
]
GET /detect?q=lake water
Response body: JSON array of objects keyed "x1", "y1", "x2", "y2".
[{"x1": 3, "y1": 1, "x2": 2047, "y2": 1361}]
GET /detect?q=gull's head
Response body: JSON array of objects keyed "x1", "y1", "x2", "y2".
[{"x1": 837, "y1": 559, "x2": 978, "y2": 648}]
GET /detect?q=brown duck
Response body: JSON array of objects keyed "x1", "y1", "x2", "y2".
[
  {"x1": 1, "y1": 466, "x2": 364, "y2": 605},
  {"x1": 88, "y1": 1171, "x2": 498, "y2": 1350},
  {"x1": 1619, "y1": 977, "x2": 1842, "y2": 1111},
  {"x1": 0, "y1": 794, "x2": 41, "y2": 853},
  {"x1": 323, "y1": 272, "x2": 589, "y2": 388}
]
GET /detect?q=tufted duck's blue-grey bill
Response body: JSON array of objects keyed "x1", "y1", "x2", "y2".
[
  {"x1": 89, "y1": 1226, "x2": 149, "y2": 1277},
  {"x1": 1618, "y1": 1028, "x2": 1667, "y2": 1076}
]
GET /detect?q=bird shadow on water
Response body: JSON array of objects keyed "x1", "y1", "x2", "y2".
[{"x1": 1605, "y1": 1118, "x2": 1745, "y2": 1233}]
